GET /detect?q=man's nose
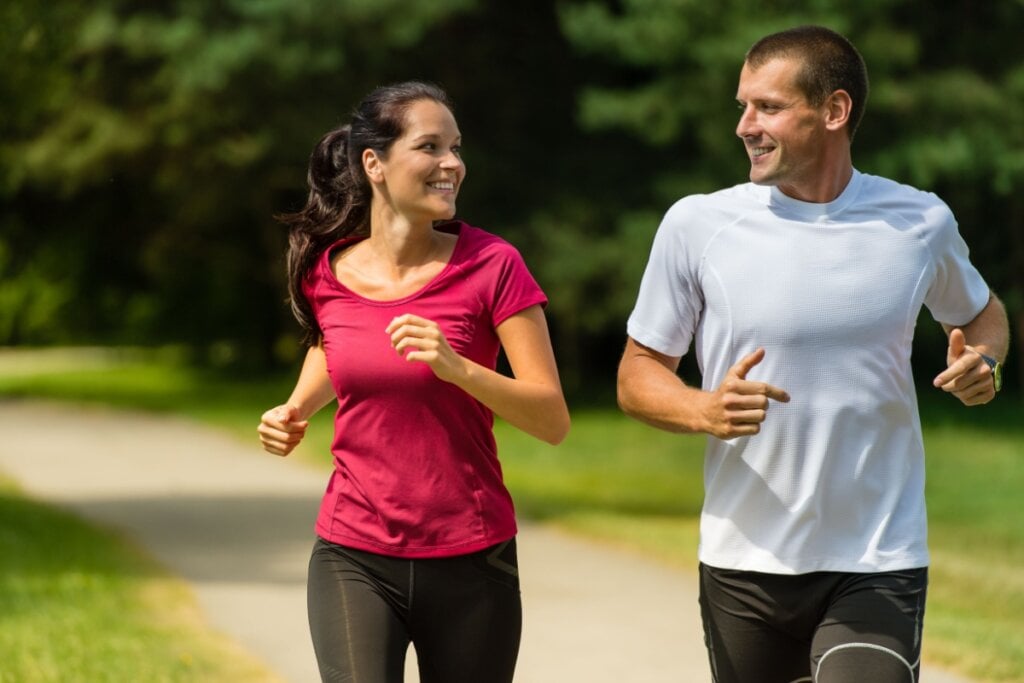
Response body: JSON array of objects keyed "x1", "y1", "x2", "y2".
[{"x1": 736, "y1": 105, "x2": 757, "y2": 138}]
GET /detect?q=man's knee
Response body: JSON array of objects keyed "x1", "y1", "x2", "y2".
[{"x1": 815, "y1": 642, "x2": 918, "y2": 683}]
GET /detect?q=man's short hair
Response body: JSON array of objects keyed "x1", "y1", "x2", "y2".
[{"x1": 746, "y1": 25, "x2": 869, "y2": 140}]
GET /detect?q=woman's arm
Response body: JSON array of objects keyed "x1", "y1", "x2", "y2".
[
  {"x1": 257, "y1": 344, "x2": 336, "y2": 456},
  {"x1": 386, "y1": 305, "x2": 570, "y2": 444}
]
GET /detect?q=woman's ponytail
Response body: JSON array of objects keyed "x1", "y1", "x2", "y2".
[{"x1": 280, "y1": 125, "x2": 371, "y2": 345}]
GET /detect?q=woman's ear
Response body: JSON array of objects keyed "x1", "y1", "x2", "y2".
[
  {"x1": 363, "y1": 148, "x2": 384, "y2": 183},
  {"x1": 824, "y1": 89, "x2": 853, "y2": 132}
]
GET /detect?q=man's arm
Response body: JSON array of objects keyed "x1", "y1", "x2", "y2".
[
  {"x1": 933, "y1": 292, "x2": 1010, "y2": 406},
  {"x1": 616, "y1": 337, "x2": 790, "y2": 440}
]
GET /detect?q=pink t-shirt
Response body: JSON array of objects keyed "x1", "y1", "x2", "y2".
[{"x1": 303, "y1": 221, "x2": 547, "y2": 558}]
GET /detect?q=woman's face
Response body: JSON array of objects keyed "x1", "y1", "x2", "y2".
[{"x1": 367, "y1": 99, "x2": 465, "y2": 223}]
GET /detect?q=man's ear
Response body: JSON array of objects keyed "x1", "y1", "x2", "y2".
[
  {"x1": 363, "y1": 148, "x2": 384, "y2": 183},
  {"x1": 824, "y1": 89, "x2": 853, "y2": 132}
]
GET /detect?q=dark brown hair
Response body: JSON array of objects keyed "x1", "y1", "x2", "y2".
[
  {"x1": 746, "y1": 25, "x2": 869, "y2": 139},
  {"x1": 277, "y1": 81, "x2": 454, "y2": 345}
]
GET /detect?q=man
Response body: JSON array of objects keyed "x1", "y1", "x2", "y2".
[{"x1": 617, "y1": 25, "x2": 1009, "y2": 683}]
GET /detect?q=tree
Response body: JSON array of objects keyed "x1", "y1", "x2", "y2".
[
  {"x1": 1, "y1": 0, "x2": 479, "y2": 365},
  {"x1": 1, "y1": 0, "x2": 630, "y2": 385},
  {"x1": 4, "y1": 0, "x2": 1020, "y2": 393}
]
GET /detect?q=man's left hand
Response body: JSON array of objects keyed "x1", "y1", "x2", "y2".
[{"x1": 933, "y1": 328, "x2": 997, "y2": 406}]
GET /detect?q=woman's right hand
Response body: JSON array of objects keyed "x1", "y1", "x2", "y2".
[{"x1": 257, "y1": 404, "x2": 309, "y2": 457}]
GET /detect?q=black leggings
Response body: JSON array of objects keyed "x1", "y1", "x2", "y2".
[
  {"x1": 307, "y1": 537, "x2": 522, "y2": 683},
  {"x1": 699, "y1": 564, "x2": 928, "y2": 683}
]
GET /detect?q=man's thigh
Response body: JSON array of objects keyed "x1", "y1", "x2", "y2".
[
  {"x1": 698, "y1": 564, "x2": 813, "y2": 683},
  {"x1": 812, "y1": 568, "x2": 927, "y2": 683}
]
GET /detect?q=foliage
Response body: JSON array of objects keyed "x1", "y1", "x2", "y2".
[
  {"x1": 0, "y1": 0, "x2": 479, "y2": 365},
  {"x1": 2, "y1": 1, "x2": 1022, "y2": 391}
]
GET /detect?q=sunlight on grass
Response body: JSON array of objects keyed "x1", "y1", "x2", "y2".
[
  {"x1": 925, "y1": 548, "x2": 1024, "y2": 681},
  {"x1": 556, "y1": 511, "x2": 702, "y2": 569},
  {"x1": 920, "y1": 421, "x2": 1024, "y2": 682},
  {"x1": 0, "y1": 347, "x2": 296, "y2": 443},
  {"x1": 496, "y1": 411, "x2": 705, "y2": 519},
  {"x1": 0, "y1": 477, "x2": 281, "y2": 683}
]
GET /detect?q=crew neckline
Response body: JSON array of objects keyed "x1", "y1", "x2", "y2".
[{"x1": 768, "y1": 169, "x2": 863, "y2": 222}]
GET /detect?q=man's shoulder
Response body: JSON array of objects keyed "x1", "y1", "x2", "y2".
[
  {"x1": 663, "y1": 182, "x2": 766, "y2": 222},
  {"x1": 678, "y1": 181, "x2": 765, "y2": 206},
  {"x1": 849, "y1": 172, "x2": 957, "y2": 239},
  {"x1": 856, "y1": 172, "x2": 951, "y2": 212}
]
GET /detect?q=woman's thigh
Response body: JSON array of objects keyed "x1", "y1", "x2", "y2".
[
  {"x1": 306, "y1": 539, "x2": 411, "y2": 683},
  {"x1": 411, "y1": 539, "x2": 522, "y2": 683}
]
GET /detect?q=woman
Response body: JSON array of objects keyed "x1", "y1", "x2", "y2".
[{"x1": 257, "y1": 81, "x2": 569, "y2": 683}]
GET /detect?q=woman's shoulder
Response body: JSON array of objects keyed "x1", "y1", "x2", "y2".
[
  {"x1": 302, "y1": 233, "x2": 365, "y2": 294},
  {"x1": 445, "y1": 221, "x2": 523, "y2": 260}
]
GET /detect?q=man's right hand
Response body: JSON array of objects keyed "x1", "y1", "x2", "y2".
[{"x1": 702, "y1": 348, "x2": 790, "y2": 440}]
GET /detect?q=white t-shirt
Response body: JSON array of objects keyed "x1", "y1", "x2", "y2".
[{"x1": 627, "y1": 170, "x2": 990, "y2": 574}]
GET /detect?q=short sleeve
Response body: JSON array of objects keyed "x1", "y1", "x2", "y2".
[
  {"x1": 922, "y1": 203, "x2": 990, "y2": 326},
  {"x1": 626, "y1": 200, "x2": 703, "y2": 357},
  {"x1": 487, "y1": 243, "x2": 547, "y2": 327}
]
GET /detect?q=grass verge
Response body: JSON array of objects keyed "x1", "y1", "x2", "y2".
[{"x1": 0, "y1": 476, "x2": 280, "y2": 682}]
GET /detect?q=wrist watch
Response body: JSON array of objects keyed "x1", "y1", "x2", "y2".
[{"x1": 979, "y1": 353, "x2": 1003, "y2": 392}]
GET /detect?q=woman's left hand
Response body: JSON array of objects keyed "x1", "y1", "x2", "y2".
[{"x1": 386, "y1": 313, "x2": 467, "y2": 383}]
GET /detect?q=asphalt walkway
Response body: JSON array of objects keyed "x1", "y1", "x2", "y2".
[{"x1": 0, "y1": 400, "x2": 974, "y2": 682}]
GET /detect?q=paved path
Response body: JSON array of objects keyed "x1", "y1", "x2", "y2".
[{"x1": 0, "y1": 400, "x2": 974, "y2": 682}]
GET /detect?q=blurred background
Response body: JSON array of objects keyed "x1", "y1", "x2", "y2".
[
  {"x1": 3, "y1": 4, "x2": 1023, "y2": 680},
  {"x1": 3, "y1": 0, "x2": 1022, "y2": 398}
]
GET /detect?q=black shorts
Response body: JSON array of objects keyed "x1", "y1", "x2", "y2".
[
  {"x1": 699, "y1": 563, "x2": 928, "y2": 683},
  {"x1": 307, "y1": 537, "x2": 521, "y2": 683}
]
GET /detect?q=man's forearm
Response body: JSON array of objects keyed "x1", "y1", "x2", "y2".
[{"x1": 946, "y1": 293, "x2": 1010, "y2": 361}]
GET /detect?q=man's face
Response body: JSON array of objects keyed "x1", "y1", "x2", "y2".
[{"x1": 735, "y1": 57, "x2": 831, "y2": 201}]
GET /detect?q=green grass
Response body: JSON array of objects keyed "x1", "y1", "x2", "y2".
[
  {"x1": 0, "y1": 347, "x2": 295, "y2": 444},
  {"x1": 2, "y1": 347, "x2": 1022, "y2": 682},
  {"x1": 0, "y1": 476, "x2": 280, "y2": 683},
  {"x1": 917, "y1": 422, "x2": 1024, "y2": 681}
]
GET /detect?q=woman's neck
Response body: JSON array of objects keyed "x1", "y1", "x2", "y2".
[{"x1": 358, "y1": 207, "x2": 453, "y2": 284}]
